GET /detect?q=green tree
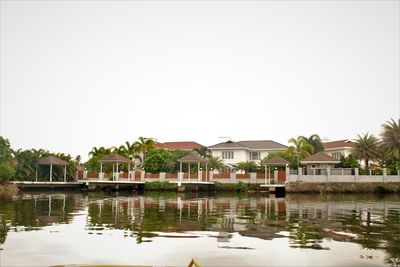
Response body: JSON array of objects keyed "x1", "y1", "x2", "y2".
[
  {"x1": 338, "y1": 155, "x2": 360, "y2": 169},
  {"x1": 194, "y1": 146, "x2": 209, "y2": 157},
  {"x1": 380, "y1": 118, "x2": 400, "y2": 159},
  {"x1": 0, "y1": 136, "x2": 13, "y2": 162},
  {"x1": 0, "y1": 162, "x2": 15, "y2": 182},
  {"x1": 299, "y1": 134, "x2": 324, "y2": 153},
  {"x1": 143, "y1": 149, "x2": 174, "y2": 173},
  {"x1": 352, "y1": 133, "x2": 381, "y2": 171},
  {"x1": 207, "y1": 155, "x2": 228, "y2": 172},
  {"x1": 134, "y1": 137, "x2": 156, "y2": 166},
  {"x1": 235, "y1": 161, "x2": 258, "y2": 173},
  {"x1": 286, "y1": 137, "x2": 314, "y2": 166}
]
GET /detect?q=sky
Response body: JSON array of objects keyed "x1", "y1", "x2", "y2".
[{"x1": 0, "y1": 0, "x2": 399, "y2": 160}]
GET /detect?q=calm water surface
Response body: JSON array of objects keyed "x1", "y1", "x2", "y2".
[{"x1": 0, "y1": 192, "x2": 399, "y2": 266}]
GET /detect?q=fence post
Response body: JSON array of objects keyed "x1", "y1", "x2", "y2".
[
  {"x1": 141, "y1": 171, "x2": 145, "y2": 182},
  {"x1": 274, "y1": 169, "x2": 278, "y2": 183},
  {"x1": 326, "y1": 168, "x2": 331, "y2": 183},
  {"x1": 230, "y1": 172, "x2": 236, "y2": 183},
  {"x1": 285, "y1": 165, "x2": 290, "y2": 183},
  {"x1": 354, "y1": 168, "x2": 359, "y2": 182},
  {"x1": 250, "y1": 172, "x2": 257, "y2": 184},
  {"x1": 198, "y1": 171, "x2": 202, "y2": 182},
  {"x1": 298, "y1": 167, "x2": 302, "y2": 181},
  {"x1": 210, "y1": 170, "x2": 214, "y2": 182},
  {"x1": 383, "y1": 168, "x2": 387, "y2": 182},
  {"x1": 160, "y1": 172, "x2": 166, "y2": 182}
]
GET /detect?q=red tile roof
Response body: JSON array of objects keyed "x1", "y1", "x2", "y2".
[
  {"x1": 323, "y1": 139, "x2": 354, "y2": 149},
  {"x1": 155, "y1": 141, "x2": 203, "y2": 150}
]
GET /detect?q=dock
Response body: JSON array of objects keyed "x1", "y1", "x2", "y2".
[{"x1": 10, "y1": 180, "x2": 145, "y2": 191}]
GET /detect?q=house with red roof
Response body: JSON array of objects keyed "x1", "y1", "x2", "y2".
[
  {"x1": 155, "y1": 141, "x2": 204, "y2": 151},
  {"x1": 323, "y1": 139, "x2": 354, "y2": 160}
]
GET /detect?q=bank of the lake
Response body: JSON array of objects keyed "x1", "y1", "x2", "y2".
[
  {"x1": 0, "y1": 182, "x2": 20, "y2": 194},
  {"x1": 286, "y1": 182, "x2": 400, "y2": 194}
]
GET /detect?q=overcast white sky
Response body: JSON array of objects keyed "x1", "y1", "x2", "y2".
[{"x1": 0, "y1": 0, "x2": 399, "y2": 160}]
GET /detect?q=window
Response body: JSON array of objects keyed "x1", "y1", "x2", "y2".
[
  {"x1": 222, "y1": 151, "x2": 234, "y2": 159},
  {"x1": 250, "y1": 152, "x2": 260, "y2": 160},
  {"x1": 332, "y1": 152, "x2": 342, "y2": 159}
]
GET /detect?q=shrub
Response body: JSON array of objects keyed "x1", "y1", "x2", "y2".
[
  {"x1": 0, "y1": 163, "x2": 15, "y2": 182},
  {"x1": 144, "y1": 181, "x2": 177, "y2": 191}
]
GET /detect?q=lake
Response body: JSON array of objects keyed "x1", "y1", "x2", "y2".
[{"x1": 0, "y1": 192, "x2": 399, "y2": 266}]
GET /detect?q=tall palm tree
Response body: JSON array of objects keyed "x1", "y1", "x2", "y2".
[
  {"x1": 134, "y1": 137, "x2": 156, "y2": 166},
  {"x1": 286, "y1": 137, "x2": 314, "y2": 166},
  {"x1": 380, "y1": 118, "x2": 400, "y2": 159},
  {"x1": 207, "y1": 155, "x2": 227, "y2": 171},
  {"x1": 352, "y1": 133, "x2": 381, "y2": 171},
  {"x1": 300, "y1": 134, "x2": 324, "y2": 153}
]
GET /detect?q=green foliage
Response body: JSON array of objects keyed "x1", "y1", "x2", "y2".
[
  {"x1": 338, "y1": 155, "x2": 360, "y2": 169},
  {"x1": 286, "y1": 137, "x2": 314, "y2": 165},
  {"x1": 193, "y1": 146, "x2": 209, "y2": 157},
  {"x1": 0, "y1": 136, "x2": 13, "y2": 162},
  {"x1": 0, "y1": 162, "x2": 15, "y2": 182},
  {"x1": 299, "y1": 134, "x2": 324, "y2": 153},
  {"x1": 379, "y1": 155, "x2": 400, "y2": 174},
  {"x1": 353, "y1": 133, "x2": 381, "y2": 171},
  {"x1": 380, "y1": 118, "x2": 400, "y2": 159},
  {"x1": 265, "y1": 151, "x2": 298, "y2": 169},
  {"x1": 207, "y1": 155, "x2": 228, "y2": 172},
  {"x1": 235, "y1": 161, "x2": 258, "y2": 173},
  {"x1": 144, "y1": 181, "x2": 177, "y2": 191},
  {"x1": 143, "y1": 149, "x2": 175, "y2": 173}
]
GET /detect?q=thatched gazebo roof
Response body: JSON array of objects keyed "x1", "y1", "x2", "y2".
[
  {"x1": 264, "y1": 156, "x2": 289, "y2": 166},
  {"x1": 177, "y1": 152, "x2": 208, "y2": 164},
  {"x1": 37, "y1": 155, "x2": 68, "y2": 166},
  {"x1": 99, "y1": 153, "x2": 134, "y2": 164}
]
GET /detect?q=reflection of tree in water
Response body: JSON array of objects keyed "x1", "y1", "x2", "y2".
[
  {"x1": 0, "y1": 194, "x2": 81, "y2": 245},
  {"x1": 0, "y1": 215, "x2": 8, "y2": 245},
  {"x1": 1, "y1": 192, "x2": 400, "y2": 264}
]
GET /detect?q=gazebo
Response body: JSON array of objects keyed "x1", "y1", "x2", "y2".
[
  {"x1": 36, "y1": 155, "x2": 68, "y2": 182},
  {"x1": 177, "y1": 152, "x2": 209, "y2": 181},
  {"x1": 98, "y1": 153, "x2": 135, "y2": 181},
  {"x1": 263, "y1": 156, "x2": 289, "y2": 184}
]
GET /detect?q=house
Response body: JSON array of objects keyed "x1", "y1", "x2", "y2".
[
  {"x1": 323, "y1": 139, "x2": 354, "y2": 160},
  {"x1": 155, "y1": 141, "x2": 204, "y2": 151},
  {"x1": 300, "y1": 152, "x2": 341, "y2": 170},
  {"x1": 208, "y1": 140, "x2": 287, "y2": 167}
]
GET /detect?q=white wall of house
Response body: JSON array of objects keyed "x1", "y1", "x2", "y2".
[
  {"x1": 210, "y1": 149, "x2": 248, "y2": 165},
  {"x1": 324, "y1": 148, "x2": 352, "y2": 159},
  {"x1": 210, "y1": 149, "x2": 283, "y2": 165}
]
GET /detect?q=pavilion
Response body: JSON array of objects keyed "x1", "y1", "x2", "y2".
[
  {"x1": 36, "y1": 155, "x2": 68, "y2": 182},
  {"x1": 177, "y1": 152, "x2": 209, "y2": 182},
  {"x1": 263, "y1": 156, "x2": 289, "y2": 184},
  {"x1": 98, "y1": 153, "x2": 135, "y2": 181}
]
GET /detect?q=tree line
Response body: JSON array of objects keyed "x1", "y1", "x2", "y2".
[{"x1": 0, "y1": 118, "x2": 399, "y2": 181}]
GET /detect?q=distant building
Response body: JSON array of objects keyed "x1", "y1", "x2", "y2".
[
  {"x1": 300, "y1": 152, "x2": 341, "y2": 169},
  {"x1": 323, "y1": 139, "x2": 354, "y2": 160},
  {"x1": 208, "y1": 140, "x2": 287, "y2": 167},
  {"x1": 155, "y1": 141, "x2": 204, "y2": 151}
]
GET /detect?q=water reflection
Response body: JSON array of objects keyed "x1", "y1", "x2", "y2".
[{"x1": 0, "y1": 192, "x2": 399, "y2": 266}]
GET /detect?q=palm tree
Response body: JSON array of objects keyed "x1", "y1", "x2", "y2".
[
  {"x1": 235, "y1": 161, "x2": 258, "y2": 173},
  {"x1": 380, "y1": 118, "x2": 400, "y2": 159},
  {"x1": 352, "y1": 133, "x2": 381, "y2": 171},
  {"x1": 300, "y1": 134, "x2": 324, "y2": 153},
  {"x1": 207, "y1": 155, "x2": 227, "y2": 171},
  {"x1": 134, "y1": 137, "x2": 156, "y2": 166},
  {"x1": 286, "y1": 137, "x2": 314, "y2": 166}
]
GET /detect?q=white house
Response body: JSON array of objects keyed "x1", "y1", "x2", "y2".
[
  {"x1": 323, "y1": 139, "x2": 354, "y2": 160},
  {"x1": 208, "y1": 140, "x2": 287, "y2": 167}
]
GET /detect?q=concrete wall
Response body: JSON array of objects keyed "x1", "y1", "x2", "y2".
[{"x1": 288, "y1": 174, "x2": 400, "y2": 183}]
